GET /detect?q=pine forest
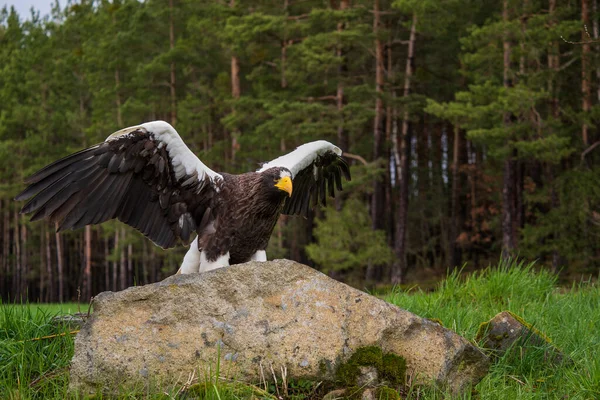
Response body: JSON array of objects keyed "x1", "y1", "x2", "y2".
[{"x1": 1, "y1": 0, "x2": 599, "y2": 302}]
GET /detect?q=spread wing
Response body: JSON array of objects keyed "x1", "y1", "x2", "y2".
[
  {"x1": 15, "y1": 121, "x2": 221, "y2": 249},
  {"x1": 258, "y1": 140, "x2": 351, "y2": 215}
]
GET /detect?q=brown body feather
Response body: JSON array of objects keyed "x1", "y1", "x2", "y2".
[{"x1": 200, "y1": 171, "x2": 286, "y2": 264}]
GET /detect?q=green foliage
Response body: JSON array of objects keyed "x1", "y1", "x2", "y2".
[
  {"x1": 520, "y1": 168, "x2": 600, "y2": 274},
  {"x1": 306, "y1": 198, "x2": 394, "y2": 274}
]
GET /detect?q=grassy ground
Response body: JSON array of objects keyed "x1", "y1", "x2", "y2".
[{"x1": 1, "y1": 260, "x2": 599, "y2": 399}]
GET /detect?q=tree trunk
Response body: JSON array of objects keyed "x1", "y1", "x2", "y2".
[
  {"x1": 104, "y1": 234, "x2": 110, "y2": 291},
  {"x1": 548, "y1": 0, "x2": 560, "y2": 271},
  {"x1": 548, "y1": 0, "x2": 559, "y2": 119},
  {"x1": 391, "y1": 12, "x2": 417, "y2": 284},
  {"x1": 120, "y1": 228, "x2": 126, "y2": 290},
  {"x1": 115, "y1": 69, "x2": 123, "y2": 127},
  {"x1": 127, "y1": 243, "x2": 133, "y2": 286},
  {"x1": 231, "y1": 55, "x2": 241, "y2": 99},
  {"x1": 14, "y1": 209, "x2": 21, "y2": 300},
  {"x1": 142, "y1": 240, "x2": 149, "y2": 285},
  {"x1": 434, "y1": 123, "x2": 449, "y2": 265},
  {"x1": 383, "y1": 37, "x2": 396, "y2": 248},
  {"x1": 169, "y1": 0, "x2": 177, "y2": 125},
  {"x1": 55, "y1": 222, "x2": 64, "y2": 302},
  {"x1": 40, "y1": 224, "x2": 46, "y2": 301},
  {"x1": 515, "y1": 160, "x2": 525, "y2": 234},
  {"x1": 371, "y1": 0, "x2": 385, "y2": 232},
  {"x1": 449, "y1": 125, "x2": 466, "y2": 267},
  {"x1": 21, "y1": 215, "x2": 27, "y2": 297},
  {"x1": 336, "y1": 0, "x2": 349, "y2": 153},
  {"x1": 45, "y1": 227, "x2": 53, "y2": 302},
  {"x1": 335, "y1": 0, "x2": 350, "y2": 213},
  {"x1": 3, "y1": 203, "x2": 9, "y2": 297},
  {"x1": 514, "y1": 0, "x2": 528, "y2": 243},
  {"x1": 113, "y1": 11, "x2": 124, "y2": 128},
  {"x1": 231, "y1": 54, "x2": 240, "y2": 163},
  {"x1": 582, "y1": 0, "x2": 591, "y2": 146},
  {"x1": 594, "y1": 0, "x2": 600, "y2": 101},
  {"x1": 502, "y1": 156, "x2": 516, "y2": 257},
  {"x1": 84, "y1": 225, "x2": 92, "y2": 300},
  {"x1": 501, "y1": 0, "x2": 516, "y2": 258},
  {"x1": 229, "y1": 0, "x2": 241, "y2": 164},
  {"x1": 113, "y1": 230, "x2": 118, "y2": 292}
]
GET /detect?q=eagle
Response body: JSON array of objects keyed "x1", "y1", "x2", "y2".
[{"x1": 15, "y1": 121, "x2": 350, "y2": 274}]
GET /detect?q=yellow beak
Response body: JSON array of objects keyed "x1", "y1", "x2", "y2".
[{"x1": 275, "y1": 176, "x2": 293, "y2": 197}]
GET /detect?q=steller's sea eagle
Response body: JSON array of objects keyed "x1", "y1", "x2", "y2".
[{"x1": 15, "y1": 121, "x2": 350, "y2": 273}]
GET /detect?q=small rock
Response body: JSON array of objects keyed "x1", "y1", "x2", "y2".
[
  {"x1": 476, "y1": 311, "x2": 565, "y2": 364},
  {"x1": 361, "y1": 388, "x2": 377, "y2": 400},
  {"x1": 356, "y1": 366, "x2": 379, "y2": 387}
]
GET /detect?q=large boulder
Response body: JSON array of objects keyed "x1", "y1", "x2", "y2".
[{"x1": 70, "y1": 260, "x2": 489, "y2": 395}]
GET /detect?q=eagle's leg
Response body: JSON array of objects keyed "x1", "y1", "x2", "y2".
[
  {"x1": 199, "y1": 251, "x2": 230, "y2": 272},
  {"x1": 176, "y1": 236, "x2": 201, "y2": 274},
  {"x1": 250, "y1": 250, "x2": 267, "y2": 262}
]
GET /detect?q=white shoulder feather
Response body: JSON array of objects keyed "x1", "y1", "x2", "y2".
[
  {"x1": 257, "y1": 140, "x2": 342, "y2": 178},
  {"x1": 106, "y1": 120, "x2": 222, "y2": 182}
]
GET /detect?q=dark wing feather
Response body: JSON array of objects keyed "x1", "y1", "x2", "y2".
[
  {"x1": 280, "y1": 147, "x2": 351, "y2": 216},
  {"x1": 15, "y1": 121, "x2": 222, "y2": 249}
]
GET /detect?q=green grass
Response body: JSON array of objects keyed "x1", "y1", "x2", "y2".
[
  {"x1": 384, "y1": 259, "x2": 600, "y2": 399},
  {"x1": 10, "y1": 302, "x2": 85, "y2": 317},
  {"x1": 0, "y1": 301, "x2": 77, "y2": 399},
  {"x1": 1, "y1": 259, "x2": 599, "y2": 399}
]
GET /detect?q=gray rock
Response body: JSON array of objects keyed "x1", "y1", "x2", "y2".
[
  {"x1": 476, "y1": 311, "x2": 566, "y2": 364},
  {"x1": 69, "y1": 260, "x2": 489, "y2": 395},
  {"x1": 361, "y1": 387, "x2": 377, "y2": 400},
  {"x1": 356, "y1": 365, "x2": 379, "y2": 387}
]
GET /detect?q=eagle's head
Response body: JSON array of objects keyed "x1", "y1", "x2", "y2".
[{"x1": 260, "y1": 167, "x2": 293, "y2": 200}]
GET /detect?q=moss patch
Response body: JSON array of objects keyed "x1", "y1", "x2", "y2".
[
  {"x1": 334, "y1": 346, "x2": 406, "y2": 387},
  {"x1": 380, "y1": 353, "x2": 407, "y2": 386},
  {"x1": 376, "y1": 386, "x2": 401, "y2": 399},
  {"x1": 475, "y1": 320, "x2": 490, "y2": 342}
]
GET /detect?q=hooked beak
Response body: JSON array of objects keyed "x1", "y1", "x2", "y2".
[{"x1": 275, "y1": 176, "x2": 293, "y2": 197}]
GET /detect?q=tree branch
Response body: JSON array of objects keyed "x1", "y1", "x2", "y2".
[
  {"x1": 287, "y1": 14, "x2": 309, "y2": 20},
  {"x1": 343, "y1": 152, "x2": 368, "y2": 165},
  {"x1": 562, "y1": 24, "x2": 600, "y2": 44},
  {"x1": 304, "y1": 95, "x2": 338, "y2": 102},
  {"x1": 384, "y1": 40, "x2": 409, "y2": 48},
  {"x1": 368, "y1": 10, "x2": 397, "y2": 15},
  {"x1": 581, "y1": 140, "x2": 600, "y2": 161}
]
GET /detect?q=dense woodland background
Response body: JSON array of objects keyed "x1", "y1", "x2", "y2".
[{"x1": 1, "y1": 0, "x2": 599, "y2": 302}]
